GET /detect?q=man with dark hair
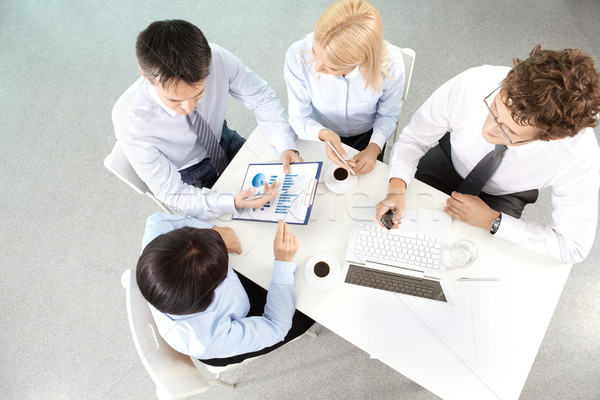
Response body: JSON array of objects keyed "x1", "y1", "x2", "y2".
[
  {"x1": 137, "y1": 213, "x2": 314, "y2": 365},
  {"x1": 112, "y1": 20, "x2": 302, "y2": 219},
  {"x1": 376, "y1": 46, "x2": 600, "y2": 264}
]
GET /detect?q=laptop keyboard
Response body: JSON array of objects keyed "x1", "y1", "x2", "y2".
[
  {"x1": 352, "y1": 222, "x2": 442, "y2": 270},
  {"x1": 345, "y1": 264, "x2": 447, "y2": 302}
]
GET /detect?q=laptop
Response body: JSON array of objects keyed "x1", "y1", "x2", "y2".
[{"x1": 343, "y1": 207, "x2": 452, "y2": 303}]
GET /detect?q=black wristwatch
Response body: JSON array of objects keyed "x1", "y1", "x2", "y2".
[{"x1": 490, "y1": 213, "x2": 502, "y2": 235}]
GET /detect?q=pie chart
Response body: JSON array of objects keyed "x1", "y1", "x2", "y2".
[{"x1": 252, "y1": 172, "x2": 267, "y2": 188}]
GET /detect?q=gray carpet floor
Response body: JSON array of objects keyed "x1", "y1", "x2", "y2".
[{"x1": 1, "y1": 1, "x2": 599, "y2": 399}]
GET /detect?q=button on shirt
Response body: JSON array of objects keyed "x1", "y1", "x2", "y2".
[
  {"x1": 142, "y1": 213, "x2": 299, "y2": 360},
  {"x1": 389, "y1": 65, "x2": 600, "y2": 263},
  {"x1": 284, "y1": 33, "x2": 405, "y2": 151},
  {"x1": 112, "y1": 44, "x2": 297, "y2": 220}
]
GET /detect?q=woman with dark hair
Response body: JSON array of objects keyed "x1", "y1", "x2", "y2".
[{"x1": 136, "y1": 213, "x2": 314, "y2": 366}]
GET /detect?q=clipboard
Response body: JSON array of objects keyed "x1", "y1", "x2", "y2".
[{"x1": 232, "y1": 162, "x2": 322, "y2": 225}]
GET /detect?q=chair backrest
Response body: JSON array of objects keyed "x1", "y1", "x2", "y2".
[
  {"x1": 399, "y1": 48, "x2": 416, "y2": 103},
  {"x1": 104, "y1": 143, "x2": 173, "y2": 213},
  {"x1": 121, "y1": 269, "x2": 210, "y2": 400},
  {"x1": 384, "y1": 47, "x2": 416, "y2": 162}
]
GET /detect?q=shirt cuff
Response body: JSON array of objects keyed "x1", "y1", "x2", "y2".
[
  {"x1": 388, "y1": 162, "x2": 416, "y2": 187},
  {"x1": 215, "y1": 192, "x2": 237, "y2": 215},
  {"x1": 369, "y1": 132, "x2": 388, "y2": 153},
  {"x1": 272, "y1": 260, "x2": 299, "y2": 285},
  {"x1": 306, "y1": 123, "x2": 325, "y2": 142},
  {"x1": 493, "y1": 213, "x2": 525, "y2": 243},
  {"x1": 269, "y1": 133, "x2": 299, "y2": 155}
]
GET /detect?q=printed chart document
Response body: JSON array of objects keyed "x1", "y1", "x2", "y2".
[{"x1": 233, "y1": 162, "x2": 322, "y2": 225}]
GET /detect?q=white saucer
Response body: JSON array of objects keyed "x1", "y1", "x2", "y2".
[
  {"x1": 324, "y1": 164, "x2": 358, "y2": 194},
  {"x1": 304, "y1": 254, "x2": 340, "y2": 290}
]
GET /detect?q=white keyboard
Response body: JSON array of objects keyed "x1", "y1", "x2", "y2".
[
  {"x1": 354, "y1": 222, "x2": 441, "y2": 268},
  {"x1": 346, "y1": 208, "x2": 451, "y2": 277}
]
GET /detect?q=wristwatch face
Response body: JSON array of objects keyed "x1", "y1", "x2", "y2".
[{"x1": 491, "y1": 217, "x2": 501, "y2": 234}]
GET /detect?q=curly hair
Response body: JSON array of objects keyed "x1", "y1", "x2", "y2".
[{"x1": 501, "y1": 45, "x2": 600, "y2": 141}]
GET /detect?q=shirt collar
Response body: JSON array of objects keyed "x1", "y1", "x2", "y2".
[
  {"x1": 508, "y1": 139, "x2": 546, "y2": 156},
  {"x1": 145, "y1": 80, "x2": 180, "y2": 117},
  {"x1": 344, "y1": 65, "x2": 361, "y2": 79}
]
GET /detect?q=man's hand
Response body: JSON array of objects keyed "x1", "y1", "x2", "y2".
[
  {"x1": 280, "y1": 149, "x2": 303, "y2": 175},
  {"x1": 319, "y1": 129, "x2": 352, "y2": 171},
  {"x1": 351, "y1": 143, "x2": 380, "y2": 175},
  {"x1": 375, "y1": 178, "x2": 407, "y2": 229},
  {"x1": 273, "y1": 220, "x2": 298, "y2": 262},
  {"x1": 211, "y1": 226, "x2": 242, "y2": 255},
  {"x1": 445, "y1": 191, "x2": 499, "y2": 229},
  {"x1": 234, "y1": 180, "x2": 281, "y2": 209}
]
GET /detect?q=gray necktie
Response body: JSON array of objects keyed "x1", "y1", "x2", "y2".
[
  {"x1": 456, "y1": 144, "x2": 508, "y2": 196},
  {"x1": 188, "y1": 110, "x2": 228, "y2": 175}
]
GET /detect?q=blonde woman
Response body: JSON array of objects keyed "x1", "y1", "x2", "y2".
[{"x1": 284, "y1": 0, "x2": 405, "y2": 174}]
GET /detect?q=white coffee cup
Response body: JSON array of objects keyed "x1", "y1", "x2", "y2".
[
  {"x1": 304, "y1": 254, "x2": 340, "y2": 290},
  {"x1": 324, "y1": 164, "x2": 357, "y2": 194}
]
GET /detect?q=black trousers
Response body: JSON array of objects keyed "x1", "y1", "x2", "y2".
[
  {"x1": 340, "y1": 128, "x2": 385, "y2": 162},
  {"x1": 415, "y1": 133, "x2": 538, "y2": 218},
  {"x1": 198, "y1": 271, "x2": 315, "y2": 367},
  {"x1": 179, "y1": 120, "x2": 246, "y2": 189}
]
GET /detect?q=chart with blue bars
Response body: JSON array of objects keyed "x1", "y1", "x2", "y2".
[{"x1": 258, "y1": 174, "x2": 299, "y2": 214}]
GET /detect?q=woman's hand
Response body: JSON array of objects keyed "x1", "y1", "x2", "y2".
[{"x1": 351, "y1": 143, "x2": 380, "y2": 175}]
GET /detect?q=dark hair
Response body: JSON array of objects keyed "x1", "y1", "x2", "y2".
[
  {"x1": 136, "y1": 19, "x2": 212, "y2": 90},
  {"x1": 136, "y1": 227, "x2": 228, "y2": 315},
  {"x1": 502, "y1": 45, "x2": 600, "y2": 140}
]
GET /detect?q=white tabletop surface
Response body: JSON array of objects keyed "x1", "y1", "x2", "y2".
[{"x1": 210, "y1": 127, "x2": 571, "y2": 400}]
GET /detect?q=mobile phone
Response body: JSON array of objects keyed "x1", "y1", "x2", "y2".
[{"x1": 380, "y1": 210, "x2": 395, "y2": 230}]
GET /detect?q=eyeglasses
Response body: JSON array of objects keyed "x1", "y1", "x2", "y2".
[{"x1": 483, "y1": 87, "x2": 536, "y2": 145}]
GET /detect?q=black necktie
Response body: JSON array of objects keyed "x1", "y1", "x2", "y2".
[
  {"x1": 188, "y1": 110, "x2": 228, "y2": 175},
  {"x1": 456, "y1": 144, "x2": 508, "y2": 195}
]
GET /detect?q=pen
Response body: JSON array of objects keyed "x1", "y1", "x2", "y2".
[
  {"x1": 282, "y1": 184, "x2": 308, "y2": 223},
  {"x1": 244, "y1": 194, "x2": 269, "y2": 201},
  {"x1": 327, "y1": 141, "x2": 356, "y2": 176},
  {"x1": 457, "y1": 277, "x2": 500, "y2": 281}
]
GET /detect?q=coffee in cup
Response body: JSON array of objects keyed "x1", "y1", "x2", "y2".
[
  {"x1": 313, "y1": 261, "x2": 330, "y2": 278},
  {"x1": 333, "y1": 167, "x2": 349, "y2": 181}
]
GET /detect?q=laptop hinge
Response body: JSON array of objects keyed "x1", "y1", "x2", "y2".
[{"x1": 364, "y1": 261, "x2": 425, "y2": 279}]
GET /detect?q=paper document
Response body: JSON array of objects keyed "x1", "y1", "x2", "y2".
[
  {"x1": 369, "y1": 289, "x2": 475, "y2": 360},
  {"x1": 233, "y1": 162, "x2": 322, "y2": 225}
]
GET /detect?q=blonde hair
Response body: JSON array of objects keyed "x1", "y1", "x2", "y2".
[{"x1": 314, "y1": 0, "x2": 388, "y2": 92}]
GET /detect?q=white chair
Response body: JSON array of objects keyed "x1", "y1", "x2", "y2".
[
  {"x1": 384, "y1": 47, "x2": 416, "y2": 161},
  {"x1": 104, "y1": 143, "x2": 173, "y2": 213},
  {"x1": 121, "y1": 269, "x2": 234, "y2": 400}
]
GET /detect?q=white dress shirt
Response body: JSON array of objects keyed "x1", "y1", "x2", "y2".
[
  {"x1": 142, "y1": 213, "x2": 299, "y2": 360},
  {"x1": 284, "y1": 33, "x2": 405, "y2": 151},
  {"x1": 112, "y1": 43, "x2": 297, "y2": 220},
  {"x1": 390, "y1": 65, "x2": 600, "y2": 264}
]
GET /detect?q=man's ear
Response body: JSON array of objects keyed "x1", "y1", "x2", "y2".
[{"x1": 140, "y1": 69, "x2": 152, "y2": 85}]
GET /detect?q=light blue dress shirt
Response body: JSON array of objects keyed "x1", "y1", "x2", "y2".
[
  {"x1": 141, "y1": 213, "x2": 299, "y2": 359},
  {"x1": 112, "y1": 44, "x2": 297, "y2": 220},
  {"x1": 284, "y1": 33, "x2": 405, "y2": 151}
]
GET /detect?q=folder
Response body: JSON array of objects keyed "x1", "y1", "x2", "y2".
[{"x1": 233, "y1": 162, "x2": 322, "y2": 225}]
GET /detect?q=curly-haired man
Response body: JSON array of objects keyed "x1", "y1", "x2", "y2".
[{"x1": 377, "y1": 46, "x2": 600, "y2": 263}]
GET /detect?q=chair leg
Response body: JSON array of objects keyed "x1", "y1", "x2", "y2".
[
  {"x1": 209, "y1": 378, "x2": 235, "y2": 389},
  {"x1": 305, "y1": 329, "x2": 318, "y2": 338}
]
